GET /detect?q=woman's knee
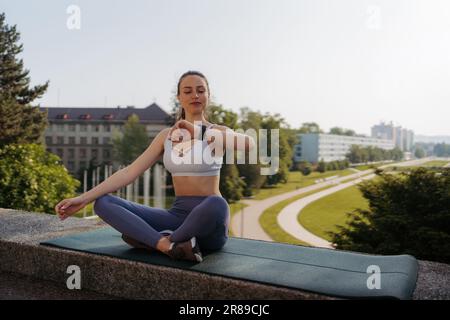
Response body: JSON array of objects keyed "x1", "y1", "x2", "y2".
[
  {"x1": 205, "y1": 195, "x2": 229, "y2": 221},
  {"x1": 199, "y1": 232, "x2": 228, "y2": 252},
  {"x1": 93, "y1": 194, "x2": 115, "y2": 216}
]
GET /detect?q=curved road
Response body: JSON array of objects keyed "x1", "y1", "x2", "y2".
[
  {"x1": 276, "y1": 157, "x2": 435, "y2": 247},
  {"x1": 231, "y1": 157, "x2": 435, "y2": 245},
  {"x1": 231, "y1": 169, "x2": 373, "y2": 241}
]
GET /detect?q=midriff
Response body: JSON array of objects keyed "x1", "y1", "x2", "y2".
[{"x1": 172, "y1": 175, "x2": 221, "y2": 196}]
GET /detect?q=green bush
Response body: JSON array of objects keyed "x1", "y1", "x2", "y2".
[
  {"x1": 0, "y1": 144, "x2": 80, "y2": 214},
  {"x1": 331, "y1": 168, "x2": 450, "y2": 263},
  {"x1": 294, "y1": 161, "x2": 312, "y2": 176}
]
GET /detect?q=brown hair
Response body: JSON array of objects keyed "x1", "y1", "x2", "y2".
[{"x1": 176, "y1": 70, "x2": 210, "y2": 121}]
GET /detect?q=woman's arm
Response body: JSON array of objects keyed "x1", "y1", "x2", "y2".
[
  {"x1": 80, "y1": 128, "x2": 170, "y2": 204},
  {"x1": 208, "y1": 125, "x2": 256, "y2": 153}
]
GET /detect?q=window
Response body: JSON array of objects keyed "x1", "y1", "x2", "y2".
[
  {"x1": 92, "y1": 149, "x2": 98, "y2": 158},
  {"x1": 57, "y1": 124, "x2": 64, "y2": 132},
  {"x1": 67, "y1": 161, "x2": 75, "y2": 171},
  {"x1": 69, "y1": 136, "x2": 76, "y2": 144},
  {"x1": 92, "y1": 137, "x2": 99, "y2": 145},
  {"x1": 93, "y1": 125, "x2": 100, "y2": 132},
  {"x1": 45, "y1": 137, "x2": 52, "y2": 145},
  {"x1": 69, "y1": 124, "x2": 76, "y2": 132},
  {"x1": 68, "y1": 148, "x2": 75, "y2": 158},
  {"x1": 80, "y1": 137, "x2": 87, "y2": 144},
  {"x1": 57, "y1": 136, "x2": 64, "y2": 144},
  {"x1": 79, "y1": 161, "x2": 87, "y2": 169},
  {"x1": 104, "y1": 124, "x2": 111, "y2": 132},
  {"x1": 103, "y1": 137, "x2": 110, "y2": 144},
  {"x1": 56, "y1": 148, "x2": 64, "y2": 158},
  {"x1": 80, "y1": 124, "x2": 87, "y2": 132},
  {"x1": 103, "y1": 149, "x2": 111, "y2": 158},
  {"x1": 80, "y1": 148, "x2": 86, "y2": 158}
]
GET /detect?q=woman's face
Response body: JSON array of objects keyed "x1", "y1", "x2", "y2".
[{"x1": 177, "y1": 75, "x2": 209, "y2": 117}]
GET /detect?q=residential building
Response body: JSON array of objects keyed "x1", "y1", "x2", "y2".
[
  {"x1": 40, "y1": 103, "x2": 173, "y2": 177},
  {"x1": 294, "y1": 133, "x2": 395, "y2": 163}
]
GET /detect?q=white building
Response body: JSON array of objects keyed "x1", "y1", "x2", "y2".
[
  {"x1": 39, "y1": 103, "x2": 172, "y2": 178},
  {"x1": 294, "y1": 133, "x2": 395, "y2": 163}
]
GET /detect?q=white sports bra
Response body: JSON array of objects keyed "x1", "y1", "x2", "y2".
[{"x1": 163, "y1": 124, "x2": 223, "y2": 176}]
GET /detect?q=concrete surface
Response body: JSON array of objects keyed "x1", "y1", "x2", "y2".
[{"x1": 0, "y1": 208, "x2": 448, "y2": 300}]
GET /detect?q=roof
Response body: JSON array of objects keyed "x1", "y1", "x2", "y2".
[{"x1": 39, "y1": 103, "x2": 173, "y2": 123}]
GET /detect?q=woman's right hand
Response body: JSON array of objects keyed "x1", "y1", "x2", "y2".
[{"x1": 55, "y1": 196, "x2": 88, "y2": 221}]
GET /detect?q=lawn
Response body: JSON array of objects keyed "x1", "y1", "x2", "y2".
[
  {"x1": 298, "y1": 185, "x2": 369, "y2": 241},
  {"x1": 420, "y1": 160, "x2": 449, "y2": 167},
  {"x1": 259, "y1": 185, "x2": 334, "y2": 247},
  {"x1": 251, "y1": 169, "x2": 355, "y2": 200}
]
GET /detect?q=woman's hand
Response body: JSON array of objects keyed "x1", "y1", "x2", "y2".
[
  {"x1": 55, "y1": 196, "x2": 88, "y2": 221},
  {"x1": 168, "y1": 120, "x2": 200, "y2": 142}
]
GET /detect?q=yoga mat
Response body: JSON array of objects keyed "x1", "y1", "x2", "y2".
[{"x1": 41, "y1": 227, "x2": 418, "y2": 299}]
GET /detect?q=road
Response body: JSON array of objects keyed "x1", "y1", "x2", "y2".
[{"x1": 231, "y1": 157, "x2": 434, "y2": 244}]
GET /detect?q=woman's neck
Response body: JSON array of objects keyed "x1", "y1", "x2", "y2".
[{"x1": 184, "y1": 114, "x2": 208, "y2": 125}]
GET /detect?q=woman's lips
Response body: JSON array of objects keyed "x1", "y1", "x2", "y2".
[{"x1": 190, "y1": 102, "x2": 202, "y2": 105}]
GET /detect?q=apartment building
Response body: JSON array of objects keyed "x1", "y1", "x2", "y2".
[
  {"x1": 371, "y1": 121, "x2": 414, "y2": 152},
  {"x1": 39, "y1": 103, "x2": 173, "y2": 176},
  {"x1": 294, "y1": 133, "x2": 395, "y2": 163}
]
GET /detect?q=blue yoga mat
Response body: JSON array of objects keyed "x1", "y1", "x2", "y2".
[{"x1": 41, "y1": 227, "x2": 419, "y2": 299}]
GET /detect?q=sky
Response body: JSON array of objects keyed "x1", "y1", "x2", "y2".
[{"x1": 1, "y1": 0, "x2": 449, "y2": 136}]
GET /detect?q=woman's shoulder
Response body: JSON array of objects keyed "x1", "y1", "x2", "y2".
[
  {"x1": 156, "y1": 127, "x2": 172, "y2": 142},
  {"x1": 208, "y1": 123, "x2": 229, "y2": 130}
]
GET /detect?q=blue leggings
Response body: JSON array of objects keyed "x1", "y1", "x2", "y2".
[{"x1": 93, "y1": 194, "x2": 230, "y2": 252}]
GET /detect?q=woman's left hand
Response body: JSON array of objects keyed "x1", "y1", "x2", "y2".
[{"x1": 169, "y1": 120, "x2": 199, "y2": 141}]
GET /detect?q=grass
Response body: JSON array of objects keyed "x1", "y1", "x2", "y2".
[
  {"x1": 251, "y1": 169, "x2": 355, "y2": 200},
  {"x1": 420, "y1": 160, "x2": 449, "y2": 167},
  {"x1": 259, "y1": 185, "x2": 335, "y2": 247},
  {"x1": 298, "y1": 185, "x2": 369, "y2": 241}
]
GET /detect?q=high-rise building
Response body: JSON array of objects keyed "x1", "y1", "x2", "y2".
[
  {"x1": 39, "y1": 103, "x2": 173, "y2": 177},
  {"x1": 371, "y1": 122, "x2": 414, "y2": 152}
]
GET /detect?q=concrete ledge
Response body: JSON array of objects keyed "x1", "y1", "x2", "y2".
[{"x1": 1, "y1": 208, "x2": 449, "y2": 300}]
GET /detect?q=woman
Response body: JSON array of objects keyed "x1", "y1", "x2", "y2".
[{"x1": 54, "y1": 70, "x2": 255, "y2": 263}]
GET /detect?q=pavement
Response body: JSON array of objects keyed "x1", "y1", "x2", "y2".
[
  {"x1": 232, "y1": 157, "x2": 437, "y2": 245},
  {"x1": 0, "y1": 270, "x2": 121, "y2": 300},
  {"x1": 231, "y1": 169, "x2": 373, "y2": 241},
  {"x1": 277, "y1": 174, "x2": 375, "y2": 248}
]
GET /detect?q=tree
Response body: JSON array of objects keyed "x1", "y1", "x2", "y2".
[
  {"x1": 219, "y1": 164, "x2": 245, "y2": 203},
  {"x1": 295, "y1": 161, "x2": 312, "y2": 176},
  {"x1": 112, "y1": 114, "x2": 150, "y2": 165},
  {"x1": 330, "y1": 168, "x2": 450, "y2": 263},
  {"x1": 0, "y1": 144, "x2": 80, "y2": 213},
  {"x1": 298, "y1": 122, "x2": 322, "y2": 134},
  {"x1": 237, "y1": 107, "x2": 266, "y2": 196},
  {"x1": 414, "y1": 147, "x2": 425, "y2": 159},
  {"x1": 261, "y1": 113, "x2": 292, "y2": 186},
  {"x1": 434, "y1": 143, "x2": 450, "y2": 157},
  {"x1": 329, "y1": 127, "x2": 344, "y2": 135},
  {"x1": 0, "y1": 13, "x2": 78, "y2": 214},
  {"x1": 207, "y1": 104, "x2": 245, "y2": 202},
  {"x1": 317, "y1": 159, "x2": 326, "y2": 173},
  {"x1": 0, "y1": 13, "x2": 49, "y2": 147}
]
